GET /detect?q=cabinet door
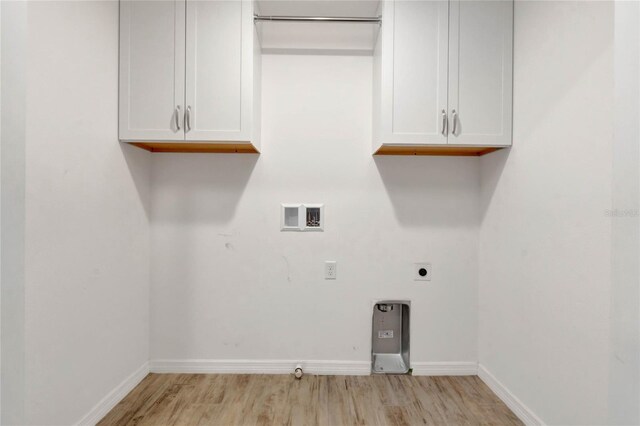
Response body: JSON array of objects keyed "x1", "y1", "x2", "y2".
[
  {"x1": 381, "y1": 0, "x2": 449, "y2": 145},
  {"x1": 448, "y1": 0, "x2": 513, "y2": 146},
  {"x1": 119, "y1": 0, "x2": 185, "y2": 141},
  {"x1": 185, "y1": 0, "x2": 253, "y2": 142}
]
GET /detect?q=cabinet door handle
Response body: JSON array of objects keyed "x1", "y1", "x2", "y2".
[
  {"x1": 441, "y1": 109, "x2": 448, "y2": 136},
  {"x1": 175, "y1": 106, "x2": 182, "y2": 131},
  {"x1": 186, "y1": 106, "x2": 192, "y2": 133},
  {"x1": 451, "y1": 110, "x2": 458, "y2": 136}
]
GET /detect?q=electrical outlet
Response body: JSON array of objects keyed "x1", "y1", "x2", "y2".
[
  {"x1": 325, "y1": 261, "x2": 337, "y2": 280},
  {"x1": 414, "y1": 263, "x2": 431, "y2": 281}
]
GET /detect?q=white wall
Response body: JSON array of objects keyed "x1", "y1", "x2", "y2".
[
  {"x1": 150, "y1": 54, "x2": 479, "y2": 366},
  {"x1": 610, "y1": 2, "x2": 640, "y2": 423},
  {"x1": 1, "y1": 2, "x2": 27, "y2": 424},
  {"x1": 479, "y1": 1, "x2": 614, "y2": 424},
  {"x1": 17, "y1": 2, "x2": 151, "y2": 424}
]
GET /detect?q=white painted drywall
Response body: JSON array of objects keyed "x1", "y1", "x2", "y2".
[
  {"x1": 18, "y1": 2, "x2": 151, "y2": 424},
  {"x1": 150, "y1": 54, "x2": 479, "y2": 365},
  {"x1": 1, "y1": 2, "x2": 27, "y2": 424},
  {"x1": 610, "y1": 2, "x2": 640, "y2": 423},
  {"x1": 479, "y1": 1, "x2": 614, "y2": 424}
]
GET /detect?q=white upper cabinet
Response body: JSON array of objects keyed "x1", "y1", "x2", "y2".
[
  {"x1": 374, "y1": 0, "x2": 513, "y2": 155},
  {"x1": 185, "y1": 0, "x2": 256, "y2": 142},
  {"x1": 119, "y1": 0, "x2": 260, "y2": 152},
  {"x1": 448, "y1": 0, "x2": 513, "y2": 146},
  {"x1": 379, "y1": 0, "x2": 449, "y2": 146},
  {"x1": 119, "y1": 0, "x2": 185, "y2": 141}
]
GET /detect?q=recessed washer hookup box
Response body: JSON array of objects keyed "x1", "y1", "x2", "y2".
[{"x1": 372, "y1": 301, "x2": 410, "y2": 374}]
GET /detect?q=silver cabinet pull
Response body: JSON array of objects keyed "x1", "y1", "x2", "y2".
[
  {"x1": 175, "y1": 106, "x2": 182, "y2": 131},
  {"x1": 441, "y1": 109, "x2": 448, "y2": 136},
  {"x1": 451, "y1": 109, "x2": 458, "y2": 135},
  {"x1": 186, "y1": 106, "x2": 192, "y2": 132}
]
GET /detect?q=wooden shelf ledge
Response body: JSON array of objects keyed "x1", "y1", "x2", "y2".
[
  {"x1": 374, "y1": 145, "x2": 504, "y2": 157},
  {"x1": 129, "y1": 142, "x2": 260, "y2": 154}
]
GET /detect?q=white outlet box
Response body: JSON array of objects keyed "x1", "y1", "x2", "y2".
[
  {"x1": 325, "y1": 261, "x2": 337, "y2": 280},
  {"x1": 414, "y1": 263, "x2": 431, "y2": 281}
]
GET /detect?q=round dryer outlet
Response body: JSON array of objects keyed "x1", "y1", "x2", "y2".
[{"x1": 414, "y1": 263, "x2": 432, "y2": 281}]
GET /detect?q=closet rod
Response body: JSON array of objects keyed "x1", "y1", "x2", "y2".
[{"x1": 254, "y1": 15, "x2": 381, "y2": 23}]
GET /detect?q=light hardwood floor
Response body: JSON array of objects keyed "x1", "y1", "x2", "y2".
[{"x1": 98, "y1": 374, "x2": 523, "y2": 426}]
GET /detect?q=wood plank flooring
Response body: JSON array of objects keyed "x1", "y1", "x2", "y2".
[{"x1": 98, "y1": 374, "x2": 523, "y2": 426}]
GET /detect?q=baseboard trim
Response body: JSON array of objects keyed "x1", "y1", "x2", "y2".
[
  {"x1": 149, "y1": 359, "x2": 481, "y2": 377},
  {"x1": 149, "y1": 359, "x2": 372, "y2": 376},
  {"x1": 411, "y1": 361, "x2": 478, "y2": 376},
  {"x1": 76, "y1": 362, "x2": 149, "y2": 426},
  {"x1": 478, "y1": 364, "x2": 544, "y2": 426}
]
